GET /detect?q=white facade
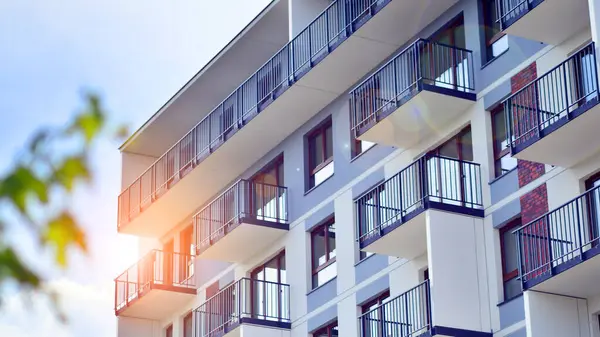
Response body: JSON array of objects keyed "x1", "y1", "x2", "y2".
[{"x1": 116, "y1": 0, "x2": 600, "y2": 337}]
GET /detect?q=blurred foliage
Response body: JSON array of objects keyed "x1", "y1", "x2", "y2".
[{"x1": 0, "y1": 94, "x2": 125, "y2": 317}]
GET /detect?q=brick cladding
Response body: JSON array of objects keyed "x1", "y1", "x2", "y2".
[
  {"x1": 520, "y1": 184, "x2": 549, "y2": 225},
  {"x1": 510, "y1": 62, "x2": 546, "y2": 188}
]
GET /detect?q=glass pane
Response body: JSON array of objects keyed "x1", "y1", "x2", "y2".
[
  {"x1": 325, "y1": 125, "x2": 333, "y2": 159},
  {"x1": 502, "y1": 230, "x2": 518, "y2": 273},
  {"x1": 361, "y1": 140, "x2": 375, "y2": 153},
  {"x1": 310, "y1": 133, "x2": 324, "y2": 170},
  {"x1": 314, "y1": 161, "x2": 334, "y2": 186},
  {"x1": 492, "y1": 35, "x2": 508, "y2": 58},
  {"x1": 328, "y1": 223, "x2": 336, "y2": 259},
  {"x1": 493, "y1": 110, "x2": 507, "y2": 154},
  {"x1": 504, "y1": 277, "x2": 522, "y2": 300},
  {"x1": 439, "y1": 139, "x2": 459, "y2": 159},
  {"x1": 279, "y1": 255, "x2": 286, "y2": 284},
  {"x1": 313, "y1": 261, "x2": 337, "y2": 288},
  {"x1": 265, "y1": 258, "x2": 279, "y2": 283},
  {"x1": 499, "y1": 154, "x2": 517, "y2": 175},
  {"x1": 459, "y1": 129, "x2": 473, "y2": 161},
  {"x1": 312, "y1": 228, "x2": 327, "y2": 268}
]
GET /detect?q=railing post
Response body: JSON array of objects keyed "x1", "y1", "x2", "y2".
[
  {"x1": 308, "y1": 25, "x2": 313, "y2": 65},
  {"x1": 545, "y1": 214, "x2": 553, "y2": 273},
  {"x1": 393, "y1": 57, "x2": 399, "y2": 106},
  {"x1": 575, "y1": 197, "x2": 583, "y2": 258},
  {"x1": 516, "y1": 230, "x2": 524, "y2": 290},
  {"x1": 563, "y1": 62, "x2": 570, "y2": 120},
  {"x1": 325, "y1": 8, "x2": 330, "y2": 53}
]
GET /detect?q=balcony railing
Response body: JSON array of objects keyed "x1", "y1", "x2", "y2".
[
  {"x1": 505, "y1": 42, "x2": 598, "y2": 152},
  {"x1": 496, "y1": 0, "x2": 544, "y2": 30},
  {"x1": 114, "y1": 250, "x2": 196, "y2": 313},
  {"x1": 359, "y1": 280, "x2": 431, "y2": 337},
  {"x1": 194, "y1": 180, "x2": 288, "y2": 255},
  {"x1": 193, "y1": 278, "x2": 291, "y2": 337},
  {"x1": 350, "y1": 39, "x2": 475, "y2": 138},
  {"x1": 514, "y1": 184, "x2": 600, "y2": 289},
  {"x1": 356, "y1": 155, "x2": 483, "y2": 246},
  {"x1": 117, "y1": 0, "x2": 388, "y2": 230}
]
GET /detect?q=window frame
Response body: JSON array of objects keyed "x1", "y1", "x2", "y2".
[
  {"x1": 360, "y1": 290, "x2": 391, "y2": 337},
  {"x1": 311, "y1": 216, "x2": 337, "y2": 289},
  {"x1": 351, "y1": 138, "x2": 376, "y2": 159},
  {"x1": 481, "y1": 0, "x2": 508, "y2": 62},
  {"x1": 491, "y1": 105, "x2": 517, "y2": 177},
  {"x1": 165, "y1": 324, "x2": 173, "y2": 337},
  {"x1": 499, "y1": 217, "x2": 522, "y2": 301},
  {"x1": 313, "y1": 321, "x2": 338, "y2": 337},
  {"x1": 183, "y1": 312, "x2": 193, "y2": 337},
  {"x1": 306, "y1": 117, "x2": 334, "y2": 191}
]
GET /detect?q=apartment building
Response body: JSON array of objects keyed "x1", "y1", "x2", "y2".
[{"x1": 113, "y1": 0, "x2": 600, "y2": 336}]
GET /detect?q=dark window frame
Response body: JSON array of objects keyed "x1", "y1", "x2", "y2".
[
  {"x1": 305, "y1": 117, "x2": 334, "y2": 191},
  {"x1": 313, "y1": 320, "x2": 338, "y2": 337},
  {"x1": 500, "y1": 217, "x2": 522, "y2": 301},
  {"x1": 360, "y1": 290, "x2": 391, "y2": 337},
  {"x1": 311, "y1": 216, "x2": 337, "y2": 289},
  {"x1": 166, "y1": 324, "x2": 173, "y2": 337}
]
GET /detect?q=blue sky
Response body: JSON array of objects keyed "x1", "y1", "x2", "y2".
[{"x1": 0, "y1": 0, "x2": 272, "y2": 335}]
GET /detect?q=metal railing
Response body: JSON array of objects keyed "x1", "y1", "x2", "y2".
[
  {"x1": 514, "y1": 184, "x2": 600, "y2": 286},
  {"x1": 193, "y1": 278, "x2": 291, "y2": 337},
  {"x1": 194, "y1": 180, "x2": 288, "y2": 254},
  {"x1": 359, "y1": 280, "x2": 431, "y2": 337},
  {"x1": 117, "y1": 0, "x2": 387, "y2": 229},
  {"x1": 505, "y1": 42, "x2": 598, "y2": 149},
  {"x1": 114, "y1": 250, "x2": 196, "y2": 312},
  {"x1": 350, "y1": 38, "x2": 475, "y2": 138},
  {"x1": 356, "y1": 154, "x2": 483, "y2": 244},
  {"x1": 495, "y1": 0, "x2": 542, "y2": 30}
]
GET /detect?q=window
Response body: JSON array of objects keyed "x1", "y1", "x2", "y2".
[
  {"x1": 250, "y1": 155, "x2": 285, "y2": 222},
  {"x1": 361, "y1": 291, "x2": 390, "y2": 337},
  {"x1": 313, "y1": 321, "x2": 338, "y2": 337},
  {"x1": 482, "y1": 0, "x2": 508, "y2": 62},
  {"x1": 352, "y1": 139, "x2": 375, "y2": 158},
  {"x1": 492, "y1": 106, "x2": 517, "y2": 177},
  {"x1": 183, "y1": 312, "x2": 193, "y2": 337},
  {"x1": 311, "y1": 217, "x2": 337, "y2": 288},
  {"x1": 500, "y1": 218, "x2": 522, "y2": 300},
  {"x1": 180, "y1": 225, "x2": 194, "y2": 282},
  {"x1": 251, "y1": 251, "x2": 287, "y2": 321},
  {"x1": 585, "y1": 173, "x2": 600, "y2": 246},
  {"x1": 306, "y1": 118, "x2": 334, "y2": 190},
  {"x1": 359, "y1": 250, "x2": 373, "y2": 261},
  {"x1": 165, "y1": 325, "x2": 173, "y2": 337}
]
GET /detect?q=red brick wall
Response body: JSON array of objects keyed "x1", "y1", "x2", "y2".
[
  {"x1": 510, "y1": 62, "x2": 546, "y2": 187},
  {"x1": 520, "y1": 184, "x2": 549, "y2": 224}
]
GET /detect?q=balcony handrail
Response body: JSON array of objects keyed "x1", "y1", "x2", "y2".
[
  {"x1": 358, "y1": 280, "x2": 431, "y2": 336},
  {"x1": 513, "y1": 183, "x2": 600, "y2": 283},
  {"x1": 495, "y1": 0, "x2": 532, "y2": 27},
  {"x1": 193, "y1": 278, "x2": 291, "y2": 337},
  {"x1": 351, "y1": 38, "x2": 474, "y2": 93},
  {"x1": 114, "y1": 249, "x2": 195, "y2": 281},
  {"x1": 503, "y1": 42, "x2": 598, "y2": 146},
  {"x1": 349, "y1": 39, "x2": 475, "y2": 137},
  {"x1": 355, "y1": 154, "x2": 483, "y2": 242},
  {"x1": 193, "y1": 180, "x2": 289, "y2": 252},
  {"x1": 118, "y1": 0, "x2": 384, "y2": 229}
]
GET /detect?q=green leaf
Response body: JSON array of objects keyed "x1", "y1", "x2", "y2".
[
  {"x1": 0, "y1": 247, "x2": 40, "y2": 287},
  {"x1": 42, "y1": 212, "x2": 87, "y2": 267},
  {"x1": 69, "y1": 94, "x2": 105, "y2": 144},
  {"x1": 0, "y1": 166, "x2": 48, "y2": 212},
  {"x1": 53, "y1": 156, "x2": 90, "y2": 191}
]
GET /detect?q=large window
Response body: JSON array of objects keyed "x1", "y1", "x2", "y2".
[
  {"x1": 500, "y1": 218, "x2": 522, "y2": 301},
  {"x1": 311, "y1": 217, "x2": 337, "y2": 288},
  {"x1": 180, "y1": 225, "x2": 194, "y2": 282},
  {"x1": 361, "y1": 291, "x2": 390, "y2": 337},
  {"x1": 482, "y1": 0, "x2": 508, "y2": 62},
  {"x1": 183, "y1": 312, "x2": 193, "y2": 337},
  {"x1": 314, "y1": 321, "x2": 339, "y2": 337},
  {"x1": 251, "y1": 251, "x2": 287, "y2": 321},
  {"x1": 492, "y1": 106, "x2": 517, "y2": 177},
  {"x1": 306, "y1": 118, "x2": 334, "y2": 190},
  {"x1": 165, "y1": 325, "x2": 173, "y2": 337},
  {"x1": 251, "y1": 155, "x2": 285, "y2": 222}
]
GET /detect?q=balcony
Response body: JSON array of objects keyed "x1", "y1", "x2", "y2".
[
  {"x1": 496, "y1": 0, "x2": 590, "y2": 45},
  {"x1": 114, "y1": 250, "x2": 196, "y2": 318},
  {"x1": 118, "y1": 0, "x2": 465, "y2": 237},
  {"x1": 359, "y1": 280, "x2": 491, "y2": 337},
  {"x1": 356, "y1": 155, "x2": 483, "y2": 259},
  {"x1": 350, "y1": 39, "x2": 476, "y2": 148},
  {"x1": 193, "y1": 278, "x2": 290, "y2": 337},
  {"x1": 505, "y1": 43, "x2": 599, "y2": 167},
  {"x1": 194, "y1": 180, "x2": 288, "y2": 262},
  {"x1": 514, "y1": 184, "x2": 600, "y2": 298}
]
